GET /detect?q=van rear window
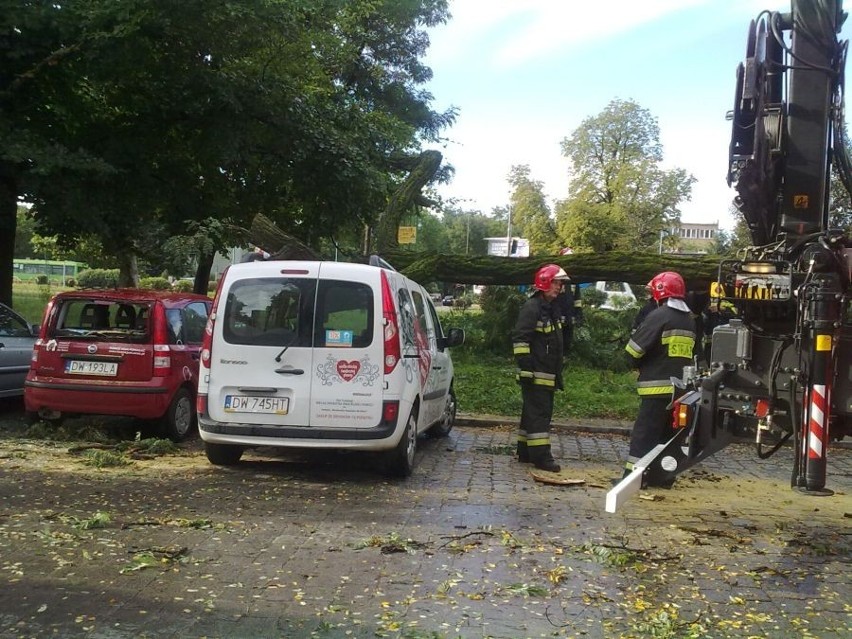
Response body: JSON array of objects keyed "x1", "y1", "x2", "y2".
[
  {"x1": 222, "y1": 278, "x2": 374, "y2": 348},
  {"x1": 223, "y1": 278, "x2": 313, "y2": 346},
  {"x1": 314, "y1": 280, "x2": 373, "y2": 348}
]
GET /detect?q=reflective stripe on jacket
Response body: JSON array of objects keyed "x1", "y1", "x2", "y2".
[
  {"x1": 625, "y1": 304, "x2": 696, "y2": 396},
  {"x1": 512, "y1": 293, "x2": 564, "y2": 391}
]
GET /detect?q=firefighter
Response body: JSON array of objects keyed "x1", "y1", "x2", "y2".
[
  {"x1": 512, "y1": 264, "x2": 571, "y2": 472},
  {"x1": 622, "y1": 271, "x2": 697, "y2": 485}
]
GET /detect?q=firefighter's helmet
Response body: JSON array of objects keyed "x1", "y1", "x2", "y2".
[
  {"x1": 534, "y1": 264, "x2": 571, "y2": 291},
  {"x1": 647, "y1": 271, "x2": 686, "y2": 302}
]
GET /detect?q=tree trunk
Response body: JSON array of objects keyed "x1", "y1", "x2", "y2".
[
  {"x1": 375, "y1": 150, "x2": 442, "y2": 254},
  {"x1": 0, "y1": 171, "x2": 18, "y2": 308},
  {"x1": 194, "y1": 251, "x2": 214, "y2": 295},
  {"x1": 383, "y1": 250, "x2": 721, "y2": 289},
  {"x1": 242, "y1": 214, "x2": 721, "y2": 291},
  {"x1": 116, "y1": 252, "x2": 139, "y2": 287},
  {"x1": 249, "y1": 214, "x2": 320, "y2": 260}
]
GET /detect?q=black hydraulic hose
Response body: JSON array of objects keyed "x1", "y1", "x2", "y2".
[
  {"x1": 788, "y1": 374, "x2": 803, "y2": 486},
  {"x1": 757, "y1": 432, "x2": 792, "y2": 459}
]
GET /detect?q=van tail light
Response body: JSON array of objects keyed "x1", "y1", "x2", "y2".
[
  {"x1": 200, "y1": 270, "x2": 226, "y2": 372},
  {"x1": 380, "y1": 270, "x2": 401, "y2": 374},
  {"x1": 151, "y1": 302, "x2": 171, "y2": 377}
]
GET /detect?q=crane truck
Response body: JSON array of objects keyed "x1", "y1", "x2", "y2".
[{"x1": 607, "y1": 0, "x2": 852, "y2": 512}]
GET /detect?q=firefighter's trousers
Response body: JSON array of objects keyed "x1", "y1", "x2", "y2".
[
  {"x1": 517, "y1": 384, "x2": 556, "y2": 464},
  {"x1": 625, "y1": 395, "x2": 672, "y2": 470}
]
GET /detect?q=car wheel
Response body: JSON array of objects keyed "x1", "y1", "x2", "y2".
[
  {"x1": 428, "y1": 388, "x2": 456, "y2": 438},
  {"x1": 386, "y1": 409, "x2": 417, "y2": 477},
  {"x1": 160, "y1": 387, "x2": 195, "y2": 442},
  {"x1": 25, "y1": 410, "x2": 63, "y2": 426},
  {"x1": 204, "y1": 442, "x2": 243, "y2": 466}
]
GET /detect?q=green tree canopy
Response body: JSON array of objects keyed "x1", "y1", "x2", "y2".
[
  {"x1": 508, "y1": 165, "x2": 559, "y2": 255},
  {"x1": 1, "y1": 0, "x2": 454, "y2": 303},
  {"x1": 555, "y1": 98, "x2": 695, "y2": 253}
]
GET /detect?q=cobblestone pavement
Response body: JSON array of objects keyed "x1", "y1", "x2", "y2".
[{"x1": 0, "y1": 422, "x2": 849, "y2": 639}]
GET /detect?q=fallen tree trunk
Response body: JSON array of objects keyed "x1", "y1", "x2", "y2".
[
  {"x1": 246, "y1": 214, "x2": 721, "y2": 289},
  {"x1": 383, "y1": 250, "x2": 722, "y2": 288}
]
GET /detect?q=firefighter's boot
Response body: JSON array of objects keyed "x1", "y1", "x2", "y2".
[
  {"x1": 530, "y1": 446, "x2": 560, "y2": 473},
  {"x1": 517, "y1": 440, "x2": 530, "y2": 463}
]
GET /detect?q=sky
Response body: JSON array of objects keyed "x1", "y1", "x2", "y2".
[{"x1": 422, "y1": 0, "x2": 848, "y2": 232}]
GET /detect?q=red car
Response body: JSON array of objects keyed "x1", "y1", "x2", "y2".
[{"x1": 24, "y1": 289, "x2": 211, "y2": 441}]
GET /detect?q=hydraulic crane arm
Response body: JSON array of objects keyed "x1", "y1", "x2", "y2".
[{"x1": 607, "y1": 0, "x2": 852, "y2": 514}]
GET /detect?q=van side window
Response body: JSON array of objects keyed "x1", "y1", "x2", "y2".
[
  {"x1": 410, "y1": 290, "x2": 435, "y2": 351},
  {"x1": 223, "y1": 278, "x2": 316, "y2": 347},
  {"x1": 426, "y1": 297, "x2": 446, "y2": 347},
  {"x1": 315, "y1": 281, "x2": 373, "y2": 348}
]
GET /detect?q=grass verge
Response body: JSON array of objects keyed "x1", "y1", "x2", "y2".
[{"x1": 452, "y1": 350, "x2": 638, "y2": 421}]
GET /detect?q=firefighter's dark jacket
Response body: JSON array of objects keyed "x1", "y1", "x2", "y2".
[
  {"x1": 512, "y1": 293, "x2": 564, "y2": 391},
  {"x1": 625, "y1": 303, "x2": 696, "y2": 396}
]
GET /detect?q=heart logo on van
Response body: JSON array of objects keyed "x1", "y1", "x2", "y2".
[{"x1": 336, "y1": 360, "x2": 361, "y2": 382}]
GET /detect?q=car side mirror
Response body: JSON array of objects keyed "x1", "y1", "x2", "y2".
[
  {"x1": 439, "y1": 327, "x2": 465, "y2": 349},
  {"x1": 30, "y1": 324, "x2": 39, "y2": 336}
]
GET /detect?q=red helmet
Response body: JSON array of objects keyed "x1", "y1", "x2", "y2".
[
  {"x1": 647, "y1": 271, "x2": 686, "y2": 302},
  {"x1": 534, "y1": 264, "x2": 571, "y2": 291}
]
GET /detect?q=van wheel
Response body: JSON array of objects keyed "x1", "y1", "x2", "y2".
[
  {"x1": 160, "y1": 388, "x2": 195, "y2": 442},
  {"x1": 205, "y1": 442, "x2": 243, "y2": 466},
  {"x1": 386, "y1": 410, "x2": 417, "y2": 477},
  {"x1": 429, "y1": 388, "x2": 456, "y2": 438}
]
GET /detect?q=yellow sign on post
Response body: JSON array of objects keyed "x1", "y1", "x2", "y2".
[{"x1": 398, "y1": 226, "x2": 417, "y2": 244}]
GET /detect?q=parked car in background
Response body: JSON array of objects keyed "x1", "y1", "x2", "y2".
[
  {"x1": 24, "y1": 289, "x2": 212, "y2": 440},
  {"x1": 595, "y1": 281, "x2": 637, "y2": 310},
  {"x1": 0, "y1": 302, "x2": 38, "y2": 398},
  {"x1": 441, "y1": 295, "x2": 454, "y2": 307}
]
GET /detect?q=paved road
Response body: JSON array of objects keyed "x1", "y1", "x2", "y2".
[{"x1": 0, "y1": 419, "x2": 849, "y2": 639}]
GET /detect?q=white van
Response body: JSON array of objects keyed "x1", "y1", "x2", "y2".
[{"x1": 196, "y1": 257, "x2": 464, "y2": 476}]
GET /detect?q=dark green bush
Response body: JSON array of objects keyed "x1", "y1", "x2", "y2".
[
  {"x1": 138, "y1": 276, "x2": 171, "y2": 290},
  {"x1": 77, "y1": 269, "x2": 119, "y2": 288},
  {"x1": 580, "y1": 286, "x2": 608, "y2": 308},
  {"x1": 444, "y1": 286, "x2": 644, "y2": 372},
  {"x1": 171, "y1": 279, "x2": 194, "y2": 292},
  {"x1": 478, "y1": 285, "x2": 526, "y2": 355},
  {"x1": 35, "y1": 275, "x2": 48, "y2": 285},
  {"x1": 569, "y1": 307, "x2": 637, "y2": 372},
  {"x1": 64, "y1": 277, "x2": 76, "y2": 287}
]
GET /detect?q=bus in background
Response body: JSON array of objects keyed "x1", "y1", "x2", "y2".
[{"x1": 12, "y1": 259, "x2": 89, "y2": 284}]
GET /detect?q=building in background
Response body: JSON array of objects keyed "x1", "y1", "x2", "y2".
[
  {"x1": 671, "y1": 221, "x2": 719, "y2": 254},
  {"x1": 485, "y1": 237, "x2": 529, "y2": 258}
]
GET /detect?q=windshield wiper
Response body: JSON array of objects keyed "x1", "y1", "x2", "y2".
[{"x1": 274, "y1": 332, "x2": 299, "y2": 362}]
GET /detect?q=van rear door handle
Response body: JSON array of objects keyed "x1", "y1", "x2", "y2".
[{"x1": 275, "y1": 368, "x2": 304, "y2": 375}]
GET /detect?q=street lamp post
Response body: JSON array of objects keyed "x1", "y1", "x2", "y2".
[{"x1": 506, "y1": 209, "x2": 512, "y2": 257}]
